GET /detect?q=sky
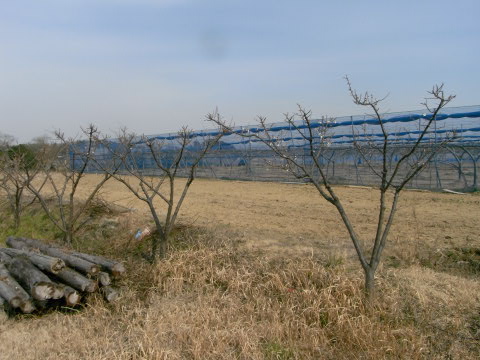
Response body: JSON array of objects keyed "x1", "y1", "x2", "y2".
[{"x1": 0, "y1": 0, "x2": 479, "y2": 143}]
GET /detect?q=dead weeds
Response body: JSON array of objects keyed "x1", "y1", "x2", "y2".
[
  {"x1": 0, "y1": 179, "x2": 479, "y2": 359},
  {"x1": 3, "y1": 229, "x2": 478, "y2": 359}
]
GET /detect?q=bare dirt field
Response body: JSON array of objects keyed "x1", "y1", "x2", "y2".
[{"x1": 81, "y1": 174, "x2": 479, "y2": 258}]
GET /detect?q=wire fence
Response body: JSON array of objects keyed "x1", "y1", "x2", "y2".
[{"x1": 83, "y1": 105, "x2": 480, "y2": 191}]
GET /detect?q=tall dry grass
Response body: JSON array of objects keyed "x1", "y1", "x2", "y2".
[{"x1": 1, "y1": 226, "x2": 479, "y2": 359}]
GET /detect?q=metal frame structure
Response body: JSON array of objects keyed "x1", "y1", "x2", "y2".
[{"x1": 80, "y1": 105, "x2": 480, "y2": 191}]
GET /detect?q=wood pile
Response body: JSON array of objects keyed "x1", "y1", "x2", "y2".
[{"x1": 0, "y1": 236, "x2": 125, "y2": 318}]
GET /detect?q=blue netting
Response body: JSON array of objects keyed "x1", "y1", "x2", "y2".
[{"x1": 75, "y1": 105, "x2": 480, "y2": 190}]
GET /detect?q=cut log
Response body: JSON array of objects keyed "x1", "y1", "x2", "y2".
[
  {"x1": 5, "y1": 237, "x2": 31, "y2": 251},
  {"x1": 0, "y1": 262, "x2": 36, "y2": 313},
  {"x1": 7, "y1": 237, "x2": 100, "y2": 276},
  {"x1": 0, "y1": 265, "x2": 23, "y2": 309},
  {"x1": 97, "y1": 272, "x2": 111, "y2": 287},
  {"x1": 0, "y1": 283, "x2": 22, "y2": 310},
  {"x1": 0, "y1": 251, "x2": 12, "y2": 265},
  {"x1": 54, "y1": 267, "x2": 98, "y2": 293},
  {"x1": 19, "y1": 298, "x2": 36, "y2": 314},
  {"x1": 71, "y1": 252, "x2": 125, "y2": 278},
  {"x1": 6, "y1": 256, "x2": 55, "y2": 301},
  {"x1": 63, "y1": 286, "x2": 81, "y2": 307},
  {"x1": 1, "y1": 248, "x2": 65, "y2": 274},
  {"x1": 51, "y1": 284, "x2": 65, "y2": 300},
  {"x1": 2, "y1": 239, "x2": 125, "y2": 311},
  {"x1": 0, "y1": 262, "x2": 35, "y2": 313},
  {"x1": 101, "y1": 286, "x2": 119, "y2": 302},
  {"x1": 0, "y1": 296, "x2": 8, "y2": 322}
]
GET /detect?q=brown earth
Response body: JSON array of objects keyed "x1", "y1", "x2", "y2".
[{"x1": 79, "y1": 174, "x2": 479, "y2": 259}]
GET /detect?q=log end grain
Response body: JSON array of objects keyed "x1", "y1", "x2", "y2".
[
  {"x1": 51, "y1": 259, "x2": 66, "y2": 274},
  {"x1": 101, "y1": 286, "x2": 119, "y2": 303},
  {"x1": 32, "y1": 283, "x2": 54, "y2": 301},
  {"x1": 19, "y1": 300, "x2": 36, "y2": 314},
  {"x1": 85, "y1": 280, "x2": 98, "y2": 293},
  {"x1": 98, "y1": 272, "x2": 111, "y2": 287},
  {"x1": 111, "y1": 263, "x2": 126, "y2": 278},
  {"x1": 89, "y1": 264, "x2": 101, "y2": 276},
  {"x1": 64, "y1": 287, "x2": 81, "y2": 307},
  {"x1": 51, "y1": 285, "x2": 65, "y2": 300},
  {"x1": 10, "y1": 296, "x2": 23, "y2": 309}
]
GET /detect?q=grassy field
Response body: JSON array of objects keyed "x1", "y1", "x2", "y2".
[{"x1": 0, "y1": 176, "x2": 479, "y2": 359}]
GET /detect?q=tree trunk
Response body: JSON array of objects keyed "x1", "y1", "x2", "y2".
[
  {"x1": 149, "y1": 233, "x2": 159, "y2": 262},
  {"x1": 64, "y1": 229, "x2": 73, "y2": 245},
  {"x1": 13, "y1": 210, "x2": 20, "y2": 230},
  {"x1": 7, "y1": 237, "x2": 100, "y2": 275},
  {"x1": 473, "y1": 159, "x2": 478, "y2": 191},
  {"x1": 156, "y1": 235, "x2": 167, "y2": 261},
  {"x1": 6, "y1": 257, "x2": 55, "y2": 301},
  {"x1": 364, "y1": 268, "x2": 375, "y2": 302},
  {"x1": 53, "y1": 267, "x2": 98, "y2": 293},
  {"x1": 0, "y1": 261, "x2": 35, "y2": 313},
  {"x1": 71, "y1": 252, "x2": 125, "y2": 278},
  {"x1": 13, "y1": 187, "x2": 23, "y2": 230},
  {"x1": 1, "y1": 247, "x2": 65, "y2": 274},
  {"x1": 0, "y1": 264, "x2": 23, "y2": 309},
  {"x1": 5, "y1": 237, "x2": 29, "y2": 251}
]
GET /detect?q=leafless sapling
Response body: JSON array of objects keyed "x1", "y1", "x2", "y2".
[
  {"x1": 25, "y1": 125, "x2": 112, "y2": 244},
  {"x1": 0, "y1": 144, "x2": 44, "y2": 229},
  {"x1": 92, "y1": 126, "x2": 222, "y2": 262},
  {"x1": 446, "y1": 145, "x2": 478, "y2": 191},
  {"x1": 208, "y1": 79, "x2": 455, "y2": 299}
]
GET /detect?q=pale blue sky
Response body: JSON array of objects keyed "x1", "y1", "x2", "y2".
[{"x1": 0, "y1": 0, "x2": 479, "y2": 142}]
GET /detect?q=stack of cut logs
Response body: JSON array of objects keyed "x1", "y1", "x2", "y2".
[{"x1": 0, "y1": 236, "x2": 125, "y2": 318}]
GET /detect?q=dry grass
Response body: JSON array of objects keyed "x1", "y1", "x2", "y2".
[
  {"x1": 0, "y1": 227, "x2": 479, "y2": 359},
  {"x1": 65, "y1": 175, "x2": 480, "y2": 261},
  {"x1": 0, "y1": 176, "x2": 479, "y2": 359}
]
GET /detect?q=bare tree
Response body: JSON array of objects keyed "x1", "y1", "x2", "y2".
[
  {"x1": 28, "y1": 135, "x2": 54, "y2": 153},
  {"x1": 446, "y1": 146, "x2": 469, "y2": 189},
  {"x1": 446, "y1": 145, "x2": 478, "y2": 191},
  {"x1": 0, "y1": 144, "x2": 43, "y2": 228},
  {"x1": 208, "y1": 79, "x2": 455, "y2": 299},
  {"x1": 92, "y1": 126, "x2": 222, "y2": 262},
  {"x1": 0, "y1": 132, "x2": 16, "y2": 149},
  {"x1": 25, "y1": 125, "x2": 112, "y2": 244}
]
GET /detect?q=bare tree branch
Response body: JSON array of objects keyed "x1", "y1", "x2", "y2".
[
  {"x1": 208, "y1": 78, "x2": 456, "y2": 300},
  {"x1": 91, "y1": 123, "x2": 223, "y2": 261},
  {"x1": 24, "y1": 124, "x2": 113, "y2": 244}
]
